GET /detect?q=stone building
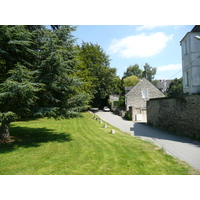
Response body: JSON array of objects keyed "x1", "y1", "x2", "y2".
[
  {"x1": 109, "y1": 94, "x2": 120, "y2": 102},
  {"x1": 180, "y1": 25, "x2": 200, "y2": 94},
  {"x1": 125, "y1": 78, "x2": 165, "y2": 122},
  {"x1": 109, "y1": 94, "x2": 120, "y2": 111},
  {"x1": 155, "y1": 79, "x2": 173, "y2": 93}
]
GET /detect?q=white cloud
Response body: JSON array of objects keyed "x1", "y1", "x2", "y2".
[
  {"x1": 108, "y1": 32, "x2": 173, "y2": 58},
  {"x1": 157, "y1": 64, "x2": 182, "y2": 71},
  {"x1": 136, "y1": 25, "x2": 168, "y2": 31}
]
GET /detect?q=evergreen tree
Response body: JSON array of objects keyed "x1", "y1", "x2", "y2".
[
  {"x1": 0, "y1": 25, "x2": 36, "y2": 82},
  {"x1": 36, "y1": 26, "x2": 89, "y2": 119},
  {"x1": 0, "y1": 25, "x2": 40, "y2": 140},
  {"x1": 0, "y1": 63, "x2": 42, "y2": 140},
  {"x1": 0, "y1": 25, "x2": 90, "y2": 140}
]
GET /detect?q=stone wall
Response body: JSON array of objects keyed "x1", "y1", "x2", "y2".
[{"x1": 147, "y1": 94, "x2": 200, "y2": 139}]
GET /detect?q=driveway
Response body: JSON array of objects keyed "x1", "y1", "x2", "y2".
[{"x1": 94, "y1": 110, "x2": 200, "y2": 171}]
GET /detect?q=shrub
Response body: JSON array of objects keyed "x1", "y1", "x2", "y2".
[
  {"x1": 124, "y1": 111, "x2": 132, "y2": 120},
  {"x1": 113, "y1": 96, "x2": 125, "y2": 108}
]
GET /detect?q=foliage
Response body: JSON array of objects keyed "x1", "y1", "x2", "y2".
[
  {"x1": 0, "y1": 63, "x2": 43, "y2": 118},
  {"x1": 0, "y1": 25, "x2": 35, "y2": 82},
  {"x1": 123, "y1": 64, "x2": 142, "y2": 79},
  {"x1": 123, "y1": 63, "x2": 157, "y2": 84},
  {"x1": 35, "y1": 26, "x2": 90, "y2": 119},
  {"x1": 123, "y1": 111, "x2": 132, "y2": 121},
  {"x1": 142, "y1": 63, "x2": 157, "y2": 82},
  {"x1": 0, "y1": 25, "x2": 90, "y2": 139},
  {"x1": 0, "y1": 112, "x2": 17, "y2": 124},
  {"x1": 76, "y1": 42, "x2": 121, "y2": 107},
  {"x1": 113, "y1": 96, "x2": 125, "y2": 108},
  {"x1": 166, "y1": 78, "x2": 183, "y2": 97},
  {"x1": 123, "y1": 75, "x2": 139, "y2": 87}
]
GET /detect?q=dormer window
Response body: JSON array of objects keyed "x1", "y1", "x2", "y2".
[{"x1": 141, "y1": 89, "x2": 148, "y2": 99}]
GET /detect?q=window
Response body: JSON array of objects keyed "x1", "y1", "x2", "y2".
[
  {"x1": 183, "y1": 40, "x2": 188, "y2": 56},
  {"x1": 185, "y1": 71, "x2": 189, "y2": 87},
  {"x1": 141, "y1": 89, "x2": 148, "y2": 99}
]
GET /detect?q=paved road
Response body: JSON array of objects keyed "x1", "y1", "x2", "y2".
[{"x1": 94, "y1": 110, "x2": 200, "y2": 171}]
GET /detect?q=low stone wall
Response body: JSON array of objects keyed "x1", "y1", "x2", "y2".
[{"x1": 147, "y1": 94, "x2": 200, "y2": 139}]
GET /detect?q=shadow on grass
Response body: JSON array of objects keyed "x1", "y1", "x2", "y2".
[{"x1": 0, "y1": 126, "x2": 72, "y2": 153}]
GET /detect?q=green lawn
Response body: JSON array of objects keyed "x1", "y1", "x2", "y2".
[{"x1": 0, "y1": 112, "x2": 199, "y2": 175}]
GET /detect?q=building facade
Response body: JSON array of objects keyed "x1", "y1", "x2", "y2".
[
  {"x1": 125, "y1": 78, "x2": 165, "y2": 122},
  {"x1": 155, "y1": 79, "x2": 173, "y2": 93},
  {"x1": 180, "y1": 25, "x2": 200, "y2": 94}
]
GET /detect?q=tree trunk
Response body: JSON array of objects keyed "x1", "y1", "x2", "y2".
[{"x1": 0, "y1": 122, "x2": 10, "y2": 141}]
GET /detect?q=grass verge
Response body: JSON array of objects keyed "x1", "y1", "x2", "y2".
[{"x1": 0, "y1": 112, "x2": 199, "y2": 175}]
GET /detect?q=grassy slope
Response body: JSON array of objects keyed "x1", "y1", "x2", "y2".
[{"x1": 0, "y1": 112, "x2": 199, "y2": 175}]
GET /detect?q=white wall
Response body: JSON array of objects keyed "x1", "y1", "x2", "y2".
[{"x1": 181, "y1": 32, "x2": 200, "y2": 94}]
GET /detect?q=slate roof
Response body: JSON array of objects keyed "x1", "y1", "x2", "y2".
[
  {"x1": 154, "y1": 79, "x2": 173, "y2": 92},
  {"x1": 125, "y1": 79, "x2": 172, "y2": 94},
  {"x1": 180, "y1": 25, "x2": 200, "y2": 44},
  {"x1": 191, "y1": 25, "x2": 200, "y2": 32},
  {"x1": 125, "y1": 86, "x2": 134, "y2": 94}
]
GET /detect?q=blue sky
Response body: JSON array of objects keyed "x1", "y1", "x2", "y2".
[
  {"x1": 73, "y1": 25, "x2": 194, "y2": 80},
  {"x1": 1, "y1": 0, "x2": 197, "y2": 82}
]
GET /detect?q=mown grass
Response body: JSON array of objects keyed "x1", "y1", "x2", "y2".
[{"x1": 0, "y1": 112, "x2": 199, "y2": 175}]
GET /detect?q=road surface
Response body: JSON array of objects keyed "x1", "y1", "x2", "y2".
[{"x1": 94, "y1": 110, "x2": 200, "y2": 171}]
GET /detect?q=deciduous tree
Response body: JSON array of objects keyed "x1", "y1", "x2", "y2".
[
  {"x1": 123, "y1": 64, "x2": 142, "y2": 79},
  {"x1": 123, "y1": 75, "x2": 139, "y2": 87},
  {"x1": 77, "y1": 42, "x2": 120, "y2": 107},
  {"x1": 166, "y1": 78, "x2": 183, "y2": 97},
  {"x1": 142, "y1": 63, "x2": 157, "y2": 82}
]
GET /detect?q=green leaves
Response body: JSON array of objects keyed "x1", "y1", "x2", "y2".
[
  {"x1": 36, "y1": 26, "x2": 89, "y2": 118},
  {"x1": 0, "y1": 112, "x2": 17, "y2": 124},
  {"x1": 123, "y1": 63, "x2": 157, "y2": 83},
  {"x1": 166, "y1": 78, "x2": 183, "y2": 97},
  {"x1": 123, "y1": 75, "x2": 139, "y2": 87},
  {"x1": 0, "y1": 25, "x2": 91, "y2": 137},
  {"x1": 123, "y1": 64, "x2": 143, "y2": 79},
  {"x1": 76, "y1": 42, "x2": 121, "y2": 107},
  {"x1": 0, "y1": 25, "x2": 120, "y2": 135},
  {"x1": 142, "y1": 63, "x2": 157, "y2": 82},
  {"x1": 0, "y1": 63, "x2": 43, "y2": 119}
]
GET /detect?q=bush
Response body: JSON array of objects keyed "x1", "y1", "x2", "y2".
[
  {"x1": 124, "y1": 111, "x2": 132, "y2": 120},
  {"x1": 113, "y1": 97, "x2": 125, "y2": 108}
]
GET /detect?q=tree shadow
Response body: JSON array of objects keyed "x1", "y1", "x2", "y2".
[
  {"x1": 131, "y1": 123, "x2": 200, "y2": 148},
  {"x1": 0, "y1": 126, "x2": 72, "y2": 153}
]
